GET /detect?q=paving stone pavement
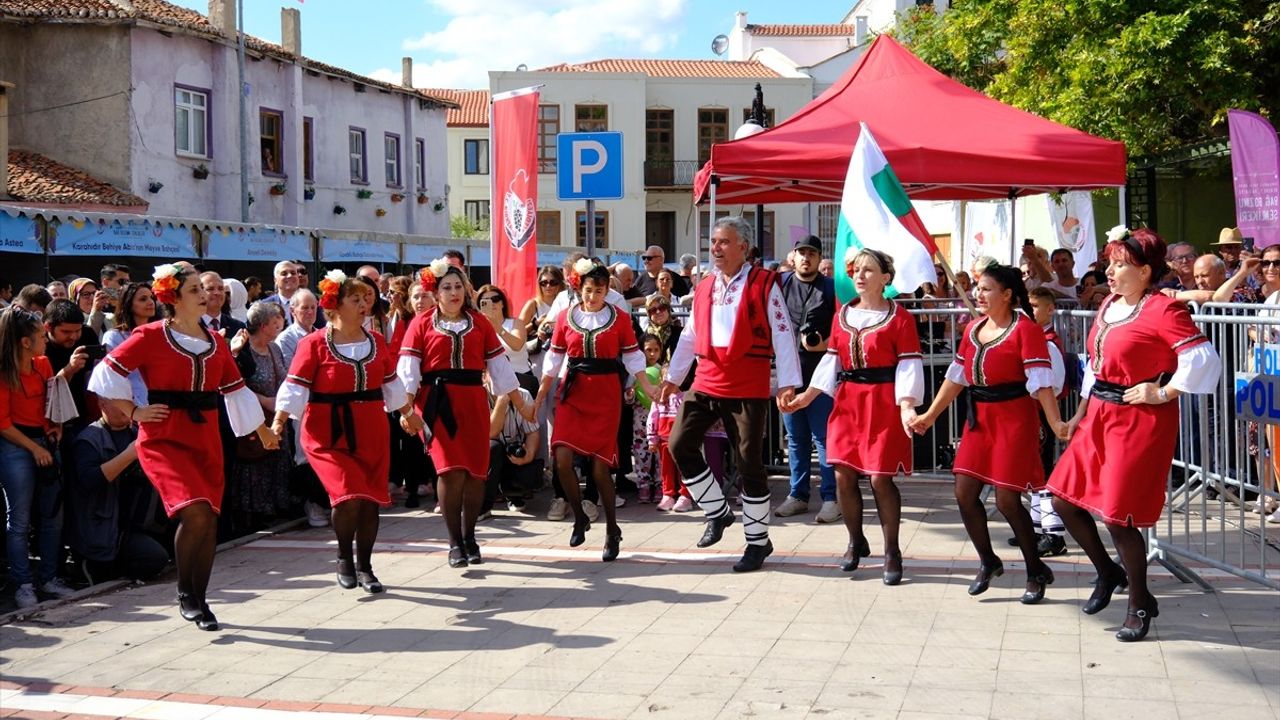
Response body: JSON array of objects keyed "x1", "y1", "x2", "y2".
[{"x1": 1, "y1": 478, "x2": 1277, "y2": 720}]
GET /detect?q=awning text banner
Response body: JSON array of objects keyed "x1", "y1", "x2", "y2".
[
  {"x1": 205, "y1": 227, "x2": 314, "y2": 261},
  {"x1": 319, "y1": 236, "x2": 400, "y2": 263},
  {"x1": 49, "y1": 218, "x2": 195, "y2": 257},
  {"x1": 0, "y1": 212, "x2": 42, "y2": 254}
]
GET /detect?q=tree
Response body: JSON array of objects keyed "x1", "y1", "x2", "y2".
[
  {"x1": 451, "y1": 213, "x2": 485, "y2": 240},
  {"x1": 892, "y1": 0, "x2": 1279, "y2": 158}
]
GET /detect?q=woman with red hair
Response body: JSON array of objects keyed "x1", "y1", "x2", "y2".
[{"x1": 1050, "y1": 227, "x2": 1220, "y2": 642}]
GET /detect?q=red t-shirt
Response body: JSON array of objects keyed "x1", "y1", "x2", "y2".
[{"x1": 0, "y1": 356, "x2": 52, "y2": 432}]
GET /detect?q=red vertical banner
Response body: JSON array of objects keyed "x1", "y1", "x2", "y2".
[{"x1": 490, "y1": 86, "x2": 540, "y2": 310}]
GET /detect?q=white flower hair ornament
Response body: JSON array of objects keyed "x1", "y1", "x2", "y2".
[
  {"x1": 420, "y1": 258, "x2": 451, "y2": 293},
  {"x1": 1106, "y1": 225, "x2": 1130, "y2": 243},
  {"x1": 150, "y1": 263, "x2": 182, "y2": 304},
  {"x1": 573, "y1": 258, "x2": 596, "y2": 276},
  {"x1": 317, "y1": 269, "x2": 347, "y2": 310},
  {"x1": 429, "y1": 258, "x2": 451, "y2": 278},
  {"x1": 323, "y1": 269, "x2": 347, "y2": 285}
]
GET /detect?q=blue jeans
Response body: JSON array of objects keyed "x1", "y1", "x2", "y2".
[
  {"x1": 0, "y1": 435, "x2": 64, "y2": 586},
  {"x1": 782, "y1": 391, "x2": 836, "y2": 502}
]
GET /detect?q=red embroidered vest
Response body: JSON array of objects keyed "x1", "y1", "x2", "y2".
[{"x1": 691, "y1": 266, "x2": 778, "y2": 399}]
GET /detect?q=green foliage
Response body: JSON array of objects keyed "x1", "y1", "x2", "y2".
[
  {"x1": 451, "y1": 214, "x2": 485, "y2": 240},
  {"x1": 891, "y1": 0, "x2": 1279, "y2": 158}
]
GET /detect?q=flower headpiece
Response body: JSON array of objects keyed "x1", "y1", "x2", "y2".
[
  {"x1": 317, "y1": 269, "x2": 346, "y2": 310},
  {"x1": 151, "y1": 264, "x2": 181, "y2": 305},
  {"x1": 566, "y1": 257, "x2": 596, "y2": 291},
  {"x1": 1105, "y1": 225, "x2": 1145, "y2": 261},
  {"x1": 419, "y1": 258, "x2": 450, "y2": 293},
  {"x1": 1105, "y1": 225, "x2": 1130, "y2": 243}
]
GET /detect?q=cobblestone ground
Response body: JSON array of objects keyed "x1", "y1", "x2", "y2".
[{"x1": 2, "y1": 478, "x2": 1277, "y2": 720}]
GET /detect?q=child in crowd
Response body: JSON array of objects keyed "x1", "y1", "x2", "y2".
[
  {"x1": 647, "y1": 369, "x2": 694, "y2": 512},
  {"x1": 630, "y1": 335, "x2": 664, "y2": 503},
  {"x1": 1025, "y1": 287, "x2": 1069, "y2": 556}
]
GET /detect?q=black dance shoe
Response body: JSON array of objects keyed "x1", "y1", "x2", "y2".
[
  {"x1": 178, "y1": 592, "x2": 204, "y2": 622},
  {"x1": 447, "y1": 545, "x2": 469, "y2": 568},
  {"x1": 696, "y1": 512, "x2": 736, "y2": 548},
  {"x1": 195, "y1": 602, "x2": 219, "y2": 631},
  {"x1": 1116, "y1": 600, "x2": 1159, "y2": 642},
  {"x1": 336, "y1": 558, "x2": 357, "y2": 589},
  {"x1": 404, "y1": 494, "x2": 421, "y2": 509},
  {"x1": 883, "y1": 552, "x2": 904, "y2": 586},
  {"x1": 570, "y1": 516, "x2": 591, "y2": 547},
  {"x1": 1083, "y1": 564, "x2": 1129, "y2": 615},
  {"x1": 733, "y1": 541, "x2": 774, "y2": 573},
  {"x1": 602, "y1": 531, "x2": 622, "y2": 562},
  {"x1": 1037, "y1": 533, "x2": 1068, "y2": 557},
  {"x1": 464, "y1": 537, "x2": 483, "y2": 565},
  {"x1": 840, "y1": 536, "x2": 872, "y2": 572},
  {"x1": 356, "y1": 569, "x2": 384, "y2": 594},
  {"x1": 1020, "y1": 563, "x2": 1056, "y2": 605},
  {"x1": 967, "y1": 559, "x2": 1005, "y2": 596}
]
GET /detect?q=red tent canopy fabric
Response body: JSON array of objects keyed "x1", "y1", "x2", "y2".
[{"x1": 694, "y1": 35, "x2": 1127, "y2": 205}]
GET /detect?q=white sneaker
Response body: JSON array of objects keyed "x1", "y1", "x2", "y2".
[
  {"x1": 774, "y1": 495, "x2": 810, "y2": 517},
  {"x1": 14, "y1": 584, "x2": 38, "y2": 609},
  {"x1": 548, "y1": 498, "x2": 569, "y2": 521},
  {"x1": 615, "y1": 495, "x2": 627, "y2": 508},
  {"x1": 814, "y1": 500, "x2": 842, "y2": 524},
  {"x1": 40, "y1": 578, "x2": 76, "y2": 598},
  {"x1": 582, "y1": 499, "x2": 599, "y2": 522},
  {"x1": 673, "y1": 496, "x2": 695, "y2": 513},
  {"x1": 304, "y1": 500, "x2": 330, "y2": 528},
  {"x1": 1268, "y1": 509, "x2": 1280, "y2": 524}
]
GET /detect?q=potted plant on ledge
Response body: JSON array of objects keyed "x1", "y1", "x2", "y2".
[
  {"x1": 192, "y1": 164, "x2": 210, "y2": 180},
  {"x1": 270, "y1": 183, "x2": 288, "y2": 196},
  {"x1": 356, "y1": 188, "x2": 374, "y2": 200},
  {"x1": 304, "y1": 186, "x2": 316, "y2": 200}
]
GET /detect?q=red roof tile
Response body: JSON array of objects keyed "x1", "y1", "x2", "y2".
[
  {"x1": 6, "y1": 149, "x2": 147, "y2": 207},
  {"x1": 745, "y1": 23, "x2": 855, "y2": 37},
  {"x1": 419, "y1": 89, "x2": 489, "y2": 127},
  {"x1": 538, "y1": 59, "x2": 781, "y2": 79}
]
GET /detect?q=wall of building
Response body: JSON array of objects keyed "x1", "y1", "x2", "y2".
[
  {"x1": 127, "y1": 27, "x2": 449, "y2": 235},
  {"x1": 0, "y1": 23, "x2": 133, "y2": 189},
  {"x1": 445, "y1": 124, "x2": 491, "y2": 239}
]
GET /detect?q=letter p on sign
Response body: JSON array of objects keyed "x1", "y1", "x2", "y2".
[{"x1": 557, "y1": 131, "x2": 624, "y2": 201}]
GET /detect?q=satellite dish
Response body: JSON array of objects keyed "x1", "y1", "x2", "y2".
[
  {"x1": 711, "y1": 34, "x2": 729, "y2": 56},
  {"x1": 516, "y1": 63, "x2": 528, "y2": 71}
]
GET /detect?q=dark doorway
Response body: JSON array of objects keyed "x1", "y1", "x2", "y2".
[{"x1": 645, "y1": 211, "x2": 676, "y2": 259}]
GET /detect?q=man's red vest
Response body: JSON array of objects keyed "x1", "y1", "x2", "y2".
[{"x1": 691, "y1": 266, "x2": 779, "y2": 398}]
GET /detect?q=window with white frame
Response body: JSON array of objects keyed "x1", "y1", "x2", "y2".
[
  {"x1": 414, "y1": 138, "x2": 426, "y2": 189},
  {"x1": 349, "y1": 128, "x2": 367, "y2": 183},
  {"x1": 175, "y1": 87, "x2": 208, "y2": 157},
  {"x1": 384, "y1": 133, "x2": 402, "y2": 187},
  {"x1": 465, "y1": 200, "x2": 491, "y2": 229}
]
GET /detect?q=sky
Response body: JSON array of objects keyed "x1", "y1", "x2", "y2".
[{"x1": 171, "y1": 0, "x2": 855, "y2": 89}]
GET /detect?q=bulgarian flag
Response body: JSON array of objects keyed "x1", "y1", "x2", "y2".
[{"x1": 834, "y1": 123, "x2": 939, "y2": 302}]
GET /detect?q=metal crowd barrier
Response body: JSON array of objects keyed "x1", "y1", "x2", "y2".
[{"x1": 895, "y1": 298, "x2": 1278, "y2": 591}]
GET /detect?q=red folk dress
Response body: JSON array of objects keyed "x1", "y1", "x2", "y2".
[
  {"x1": 951, "y1": 314, "x2": 1053, "y2": 491},
  {"x1": 92, "y1": 321, "x2": 253, "y2": 516},
  {"x1": 1049, "y1": 293, "x2": 1212, "y2": 527},
  {"x1": 283, "y1": 328, "x2": 399, "y2": 506},
  {"x1": 548, "y1": 305, "x2": 642, "y2": 466},
  {"x1": 824, "y1": 301, "x2": 923, "y2": 476},
  {"x1": 400, "y1": 307, "x2": 505, "y2": 479}
]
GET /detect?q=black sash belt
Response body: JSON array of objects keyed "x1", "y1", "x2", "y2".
[
  {"x1": 421, "y1": 369, "x2": 484, "y2": 439},
  {"x1": 1092, "y1": 374, "x2": 1171, "y2": 406},
  {"x1": 149, "y1": 390, "x2": 219, "y2": 423},
  {"x1": 14, "y1": 424, "x2": 46, "y2": 439},
  {"x1": 562, "y1": 358, "x2": 625, "y2": 399},
  {"x1": 963, "y1": 382, "x2": 1027, "y2": 430},
  {"x1": 309, "y1": 388, "x2": 382, "y2": 453},
  {"x1": 837, "y1": 367, "x2": 896, "y2": 384}
]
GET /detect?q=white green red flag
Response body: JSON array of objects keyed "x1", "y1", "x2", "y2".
[{"x1": 835, "y1": 122, "x2": 939, "y2": 301}]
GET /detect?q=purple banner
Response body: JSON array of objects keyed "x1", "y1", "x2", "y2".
[{"x1": 1228, "y1": 110, "x2": 1280, "y2": 248}]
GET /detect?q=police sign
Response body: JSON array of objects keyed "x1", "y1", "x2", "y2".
[{"x1": 557, "y1": 132, "x2": 624, "y2": 201}]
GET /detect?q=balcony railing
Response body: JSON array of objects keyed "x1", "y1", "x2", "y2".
[{"x1": 644, "y1": 160, "x2": 701, "y2": 187}]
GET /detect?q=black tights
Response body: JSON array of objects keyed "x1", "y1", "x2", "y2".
[
  {"x1": 837, "y1": 470, "x2": 902, "y2": 565},
  {"x1": 554, "y1": 448, "x2": 619, "y2": 535},
  {"x1": 438, "y1": 469, "x2": 483, "y2": 548},
  {"x1": 331, "y1": 499, "x2": 380, "y2": 571},
  {"x1": 955, "y1": 474, "x2": 1046, "y2": 588},
  {"x1": 174, "y1": 504, "x2": 218, "y2": 605},
  {"x1": 1053, "y1": 497, "x2": 1149, "y2": 618}
]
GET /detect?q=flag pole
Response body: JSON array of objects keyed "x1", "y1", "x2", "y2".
[{"x1": 933, "y1": 252, "x2": 979, "y2": 317}]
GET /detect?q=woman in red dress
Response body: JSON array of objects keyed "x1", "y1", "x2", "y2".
[
  {"x1": 533, "y1": 260, "x2": 655, "y2": 561},
  {"x1": 1050, "y1": 228, "x2": 1220, "y2": 641},
  {"x1": 790, "y1": 249, "x2": 922, "y2": 584},
  {"x1": 398, "y1": 260, "x2": 533, "y2": 568},
  {"x1": 88, "y1": 263, "x2": 279, "y2": 631},
  {"x1": 272, "y1": 271, "x2": 413, "y2": 593},
  {"x1": 911, "y1": 265, "x2": 1068, "y2": 604}
]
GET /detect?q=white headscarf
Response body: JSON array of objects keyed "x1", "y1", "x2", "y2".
[{"x1": 224, "y1": 278, "x2": 249, "y2": 322}]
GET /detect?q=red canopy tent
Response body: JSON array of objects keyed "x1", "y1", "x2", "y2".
[{"x1": 693, "y1": 35, "x2": 1127, "y2": 205}]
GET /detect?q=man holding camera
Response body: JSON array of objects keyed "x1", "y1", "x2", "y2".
[
  {"x1": 44, "y1": 299, "x2": 99, "y2": 435},
  {"x1": 774, "y1": 236, "x2": 839, "y2": 523},
  {"x1": 483, "y1": 382, "x2": 542, "y2": 517}
]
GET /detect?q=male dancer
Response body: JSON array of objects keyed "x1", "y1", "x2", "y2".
[{"x1": 659, "y1": 216, "x2": 801, "y2": 572}]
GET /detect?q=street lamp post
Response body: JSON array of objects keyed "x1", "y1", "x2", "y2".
[{"x1": 734, "y1": 83, "x2": 768, "y2": 259}]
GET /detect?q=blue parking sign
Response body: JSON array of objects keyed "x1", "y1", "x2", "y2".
[{"x1": 557, "y1": 132, "x2": 624, "y2": 201}]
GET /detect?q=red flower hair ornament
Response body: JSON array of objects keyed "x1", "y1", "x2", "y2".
[{"x1": 317, "y1": 269, "x2": 346, "y2": 310}]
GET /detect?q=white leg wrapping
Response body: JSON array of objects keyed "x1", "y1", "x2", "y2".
[
  {"x1": 741, "y1": 492, "x2": 771, "y2": 546},
  {"x1": 1038, "y1": 491, "x2": 1064, "y2": 535},
  {"x1": 684, "y1": 468, "x2": 729, "y2": 520}
]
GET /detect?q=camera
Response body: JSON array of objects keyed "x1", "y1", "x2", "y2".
[
  {"x1": 798, "y1": 321, "x2": 822, "y2": 350},
  {"x1": 505, "y1": 441, "x2": 527, "y2": 458}
]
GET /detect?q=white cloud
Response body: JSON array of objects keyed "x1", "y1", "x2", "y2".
[{"x1": 367, "y1": 0, "x2": 687, "y2": 89}]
